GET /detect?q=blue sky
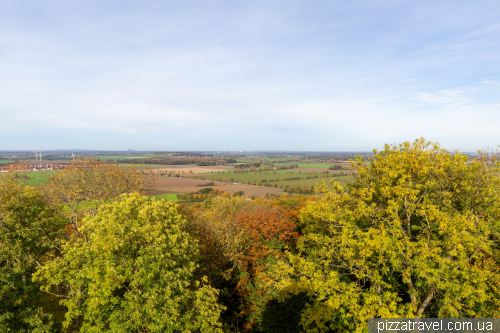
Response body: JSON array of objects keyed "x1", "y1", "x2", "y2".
[{"x1": 1, "y1": 0, "x2": 499, "y2": 151}]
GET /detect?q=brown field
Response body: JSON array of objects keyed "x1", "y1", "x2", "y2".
[
  {"x1": 153, "y1": 164, "x2": 234, "y2": 174},
  {"x1": 216, "y1": 184, "x2": 284, "y2": 196},
  {"x1": 152, "y1": 176, "x2": 283, "y2": 197}
]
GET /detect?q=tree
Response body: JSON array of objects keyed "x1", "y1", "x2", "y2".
[
  {"x1": 34, "y1": 193, "x2": 224, "y2": 332},
  {"x1": 189, "y1": 196, "x2": 299, "y2": 331},
  {"x1": 0, "y1": 172, "x2": 66, "y2": 332},
  {"x1": 272, "y1": 138, "x2": 500, "y2": 332},
  {"x1": 41, "y1": 159, "x2": 154, "y2": 237}
]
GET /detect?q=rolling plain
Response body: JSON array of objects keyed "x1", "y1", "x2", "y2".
[{"x1": 0, "y1": 151, "x2": 359, "y2": 200}]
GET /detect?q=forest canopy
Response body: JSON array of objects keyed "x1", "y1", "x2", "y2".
[{"x1": 1, "y1": 139, "x2": 499, "y2": 333}]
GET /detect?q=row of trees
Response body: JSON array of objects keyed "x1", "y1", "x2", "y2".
[
  {"x1": 116, "y1": 157, "x2": 234, "y2": 166},
  {"x1": 2, "y1": 139, "x2": 500, "y2": 332},
  {"x1": 176, "y1": 188, "x2": 228, "y2": 202},
  {"x1": 283, "y1": 185, "x2": 315, "y2": 194}
]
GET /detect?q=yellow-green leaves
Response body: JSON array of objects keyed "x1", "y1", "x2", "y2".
[
  {"x1": 273, "y1": 138, "x2": 500, "y2": 332},
  {"x1": 41, "y1": 159, "x2": 154, "y2": 236},
  {"x1": 34, "y1": 193, "x2": 224, "y2": 333},
  {"x1": 0, "y1": 176, "x2": 66, "y2": 332}
]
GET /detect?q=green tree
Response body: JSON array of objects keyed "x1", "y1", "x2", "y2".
[
  {"x1": 0, "y1": 174, "x2": 66, "y2": 332},
  {"x1": 272, "y1": 138, "x2": 500, "y2": 332},
  {"x1": 34, "y1": 193, "x2": 224, "y2": 332}
]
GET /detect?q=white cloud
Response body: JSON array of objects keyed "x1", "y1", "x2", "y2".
[
  {"x1": 414, "y1": 90, "x2": 473, "y2": 108},
  {"x1": 1, "y1": 1, "x2": 500, "y2": 150}
]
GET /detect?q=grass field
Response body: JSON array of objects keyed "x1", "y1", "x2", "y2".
[
  {"x1": 0, "y1": 160, "x2": 14, "y2": 164},
  {"x1": 203, "y1": 169, "x2": 327, "y2": 175},
  {"x1": 23, "y1": 170, "x2": 59, "y2": 185},
  {"x1": 149, "y1": 193, "x2": 180, "y2": 202},
  {"x1": 296, "y1": 163, "x2": 331, "y2": 168}
]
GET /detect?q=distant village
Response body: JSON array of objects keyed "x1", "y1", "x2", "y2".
[{"x1": 0, "y1": 163, "x2": 68, "y2": 173}]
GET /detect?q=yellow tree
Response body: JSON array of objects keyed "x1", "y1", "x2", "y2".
[
  {"x1": 272, "y1": 138, "x2": 500, "y2": 332},
  {"x1": 34, "y1": 193, "x2": 224, "y2": 332},
  {"x1": 0, "y1": 166, "x2": 66, "y2": 332},
  {"x1": 41, "y1": 159, "x2": 154, "y2": 236}
]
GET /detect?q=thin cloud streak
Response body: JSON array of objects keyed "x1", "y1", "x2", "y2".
[{"x1": 414, "y1": 90, "x2": 474, "y2": 108}]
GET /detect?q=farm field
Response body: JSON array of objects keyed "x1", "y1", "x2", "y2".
[
  {"x1": 149, "y1": 193, "x2": 180, "y2": 202},
  {"x1": 25, "y1": 170, "x2": 59, "y2": 185},
  {"x1": 293, "y1": 167, "x2": 352, "y2": 172},
  {"x1": 190, "y1": 172, "x2": 353, "y2": 188},
  {"x1": 152, "y1": 176, "x2": 284, "y2": 196},
  {"x1": 0, "y1": 160, "x2": 14, "y2": 164},
  {"x1": 149, "y1": 164, "x2": 351, "y2": 175},
  {"x1": 164, "y1": 184, "x2": 283, "y2": 196},
  {"x1": 155, "y1": 177, "x2": 229, "y2": 188},
  {"x1": 153, "y1": 165, "x2": 234, "y2": 173},
  {"x1": 296, "y1": 163, "x2": 339, "y2": 168},
  {"x1": 2, "y1": 154, "x2": 359, "y2": 199},
  {"x1": 147, "y1": 161, "x2": 356, "y2": 197}
]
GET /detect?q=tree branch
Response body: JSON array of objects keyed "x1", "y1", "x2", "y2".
[{"x1": 415, "y1": 287, "x2": 434, "y2": 318}]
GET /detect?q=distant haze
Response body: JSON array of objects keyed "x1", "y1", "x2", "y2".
[{"x1": 0, "y1": 1, "x2": 499, "y2": 151}]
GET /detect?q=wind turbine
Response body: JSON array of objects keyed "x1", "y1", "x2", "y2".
[
  {"x1": 39, "y1": 151, "x2": 43, "y2": 161},
  {"x1": 71, "y1": 152, "x2": 75, "y2": 161}
]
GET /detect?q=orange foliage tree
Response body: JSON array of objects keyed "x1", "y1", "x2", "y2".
[
  {"x1": 233, "y1": 206, "x2": 299, "y2": 330},
  {"x1": 186, "y1": 196, "x2": 301, "y2": 331}
]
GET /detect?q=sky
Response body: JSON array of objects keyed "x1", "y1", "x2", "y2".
[{"x1": 0, "y1": 0, "x2": 499, "y2": 151}]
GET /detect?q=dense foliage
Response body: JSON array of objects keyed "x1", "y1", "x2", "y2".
[
  {"x1": 0, "y1": 175, "x2": 66, "y2": 332},
  {"x1": 186, "y1": 196, "x2": 301, "y2": 331},
  {"x1": 2, "y1": 139, "x2": 500, "y2": 332},
  {"x1": 34, "y1": 193, "x2": 223, "y2": 332},
  {"x1": 272, "y1": 139, "x2": 500, "y2": 332}
]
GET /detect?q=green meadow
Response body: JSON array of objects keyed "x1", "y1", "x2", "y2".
[
  {"x1": 25, "y1": 170, "x2": 59, "y2": 185},
  {"x1": 295, "y1": 163, "x2": 333, "y2": 168},
  {"x1": 150, "y1": 193, "x2": 179, "y2": 202}
]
